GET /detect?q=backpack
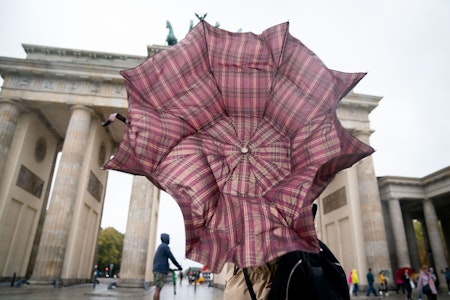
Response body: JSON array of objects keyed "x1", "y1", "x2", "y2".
[
  {"x1": 243, "y1": 204, "x2": 350, "y2": 300},
  {"x1": 267, "y1": 240, "x2": 350, "y2": 300}
]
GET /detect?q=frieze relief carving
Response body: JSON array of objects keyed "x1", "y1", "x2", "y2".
[
  {"x1": 10, "y1": 75, "x2": 126, "y2": 97},
  {"x1": 42, "y1": 79, "x2": 56, "y2": 90},
  {"x1": 88, "y1": 82, "x2": 102, "y2": 94},
  {"x1": 18, "y1": 76, "x2": 33, "y2": 88},
  {"x1": 66, "y1": 81, "x2": 81, "y2": 92},
  {"x1": 112, "y1": 85, "x2": 125, "y2": 96}
]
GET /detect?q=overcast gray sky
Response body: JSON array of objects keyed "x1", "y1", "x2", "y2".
[{"x1": 2, "y1": 0, "x2": 450, "y2": 268}]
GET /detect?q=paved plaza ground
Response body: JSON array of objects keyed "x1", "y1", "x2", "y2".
[
  {"x1": 0, "y1": 279, "x2": 223, "y2": 300},
  {"x1": 0, "y1": 279, "x2": 448, "y2": 300}
]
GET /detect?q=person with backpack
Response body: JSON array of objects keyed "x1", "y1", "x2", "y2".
[{"x1": 224, "y1": 204, "x2": 350, "y2": 300}]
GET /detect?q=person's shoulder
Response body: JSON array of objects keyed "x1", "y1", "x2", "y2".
[{"x1": 161, "y1": 243, "x2": 171, "y2": 251}]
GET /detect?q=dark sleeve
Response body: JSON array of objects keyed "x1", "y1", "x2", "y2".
[{"x1": 165, "y1": 247, "x2": 182, "y2": 269}]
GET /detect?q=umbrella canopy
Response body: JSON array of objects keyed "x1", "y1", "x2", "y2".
[
  {"x1": 104, "y1": 21, "x2": 374, "y2": 273},
  {"x1": 380, "y1": 269, "x2": 392, "y2": 280},
  {"x1": 396, "y1": 267, "x2": 413, "y2": 279}
]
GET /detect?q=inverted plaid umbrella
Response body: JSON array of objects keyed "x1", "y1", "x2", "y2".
[{"x1": 104, "y1": 21, "x2": 373, "y2": 273}]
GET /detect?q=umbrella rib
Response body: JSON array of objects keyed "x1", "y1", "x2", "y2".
[
  {"x1": 200, "y1": 20, "x2": 227, "y2": 118},
  {"x1": 267, "y1": 21, "x2": 289, "y2": 97},
  {"x1": 264, "y1": 22, "x2": 289, "y2": 125}
]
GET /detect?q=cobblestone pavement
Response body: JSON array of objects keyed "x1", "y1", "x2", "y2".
[{"x1": 0, "y1": 280, "x2": 449, "y2": 300}]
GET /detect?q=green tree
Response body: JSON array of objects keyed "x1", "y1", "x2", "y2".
[
  {"x1": 97, "y1": 227, "x2": 124, "y2": 277},
  {"x1": 413, "y1": 219, "x2": 427, "y2": 266}
]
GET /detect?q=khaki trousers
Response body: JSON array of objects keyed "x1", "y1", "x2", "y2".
[{"x1": 223, "y1": 260, "x2": 278, "y2": 300}]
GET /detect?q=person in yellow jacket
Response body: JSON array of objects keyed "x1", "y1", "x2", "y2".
[
  {"x1": 351, "y1": 269, "x2": 359, "y2": 296},
  {"x1": 379, "y1": 271, "x2": 389, "y2": 296}
]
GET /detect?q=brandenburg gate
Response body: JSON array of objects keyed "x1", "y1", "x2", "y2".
[{"x1": 0, "y1": 43, "x2": 448, "y2": 289}]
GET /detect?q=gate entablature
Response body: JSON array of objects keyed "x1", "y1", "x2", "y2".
[{"x1": 0, "y1": 44, "x2": 148, "y2": 144}]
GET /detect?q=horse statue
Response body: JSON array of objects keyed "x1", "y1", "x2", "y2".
[{"x1": 166, "y1": 21, "x2": 178, "y2": 46}]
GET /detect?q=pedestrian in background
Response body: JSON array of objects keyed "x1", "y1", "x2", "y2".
[
  {"x1": 348, "y1": 270, "x2": 354, "y2": 295},
  {"x1": 152, "y1": 233, "x2": 182, "y2": 300},
  {"x1": 401, "y1": 269, "x2": 413, "y2": 300},
  {"x1": 351, "y1": 268, "x2": 359, "y2": 296},
  {"x1": 429, "y1": 267, "x2": 439, "y2": 289},
  {"x1": 366, "y1": 268, "x2": 378, "y2": 297},
  {"x1": 441, "y1": 267, "x2": 450, "y2": 295},
  {"x1": 396, "y1": 268, "x2": 404, "y2": 294},
  {"x1": 416, "y1": 265, "x2": 437, "y2": 300},
  {"x1": 379, "y1": 271, "x2": 388, "y2": 296}
]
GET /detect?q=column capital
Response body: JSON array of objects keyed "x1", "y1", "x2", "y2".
[
  {"x1": 351, "y1": 128, "x2": 375, "y2": 138},
  {"x1": 0, "y1": 99, "x2": 24, "y2": 111},
  {"x1": 70, "y1": 104, "x2": 93, "y2": 115}
]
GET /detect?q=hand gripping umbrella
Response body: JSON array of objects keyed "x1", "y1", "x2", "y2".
[{"x1": 104, "y1": 21, "x2": 374, "y2": 273}]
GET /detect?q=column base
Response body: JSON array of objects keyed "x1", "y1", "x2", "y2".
[{"x1": 117, "y1": 278, "x2": 151, "y2": 289}]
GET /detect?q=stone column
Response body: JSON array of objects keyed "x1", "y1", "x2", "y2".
[
  {"x1": 354, "y1": 130, "x2": 391, "y2": 272},
  {"x1": 388, "y1": 198, "x2": 411, "y2": 268},
  {"x1": 29, "y1": 105, "x2": 92, "y2": 283},
  {"x1": 118, "y1": 176, "x2": 156, "y2": 288},
  {"x1": 0, "y1": 100, "x2": 22, "y2": 184},
  {"x1": 422, "y1": 198, "x2": 447, "y2": 285},
  {"x1": 403, "y1": 212, "x2": 420, "y2": 269}
]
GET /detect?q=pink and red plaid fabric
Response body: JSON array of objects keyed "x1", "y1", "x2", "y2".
[{"x1": 104, "y1": 21, "x2": 373, "y2": 273}]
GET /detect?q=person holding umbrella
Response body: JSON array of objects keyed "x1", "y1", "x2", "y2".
[
  {"x1": 379, "y1": 271, "x2": 389, "y2": 296},
  {"x1": 103, "y1": 19, "x2": 374, "y2": 300}
]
